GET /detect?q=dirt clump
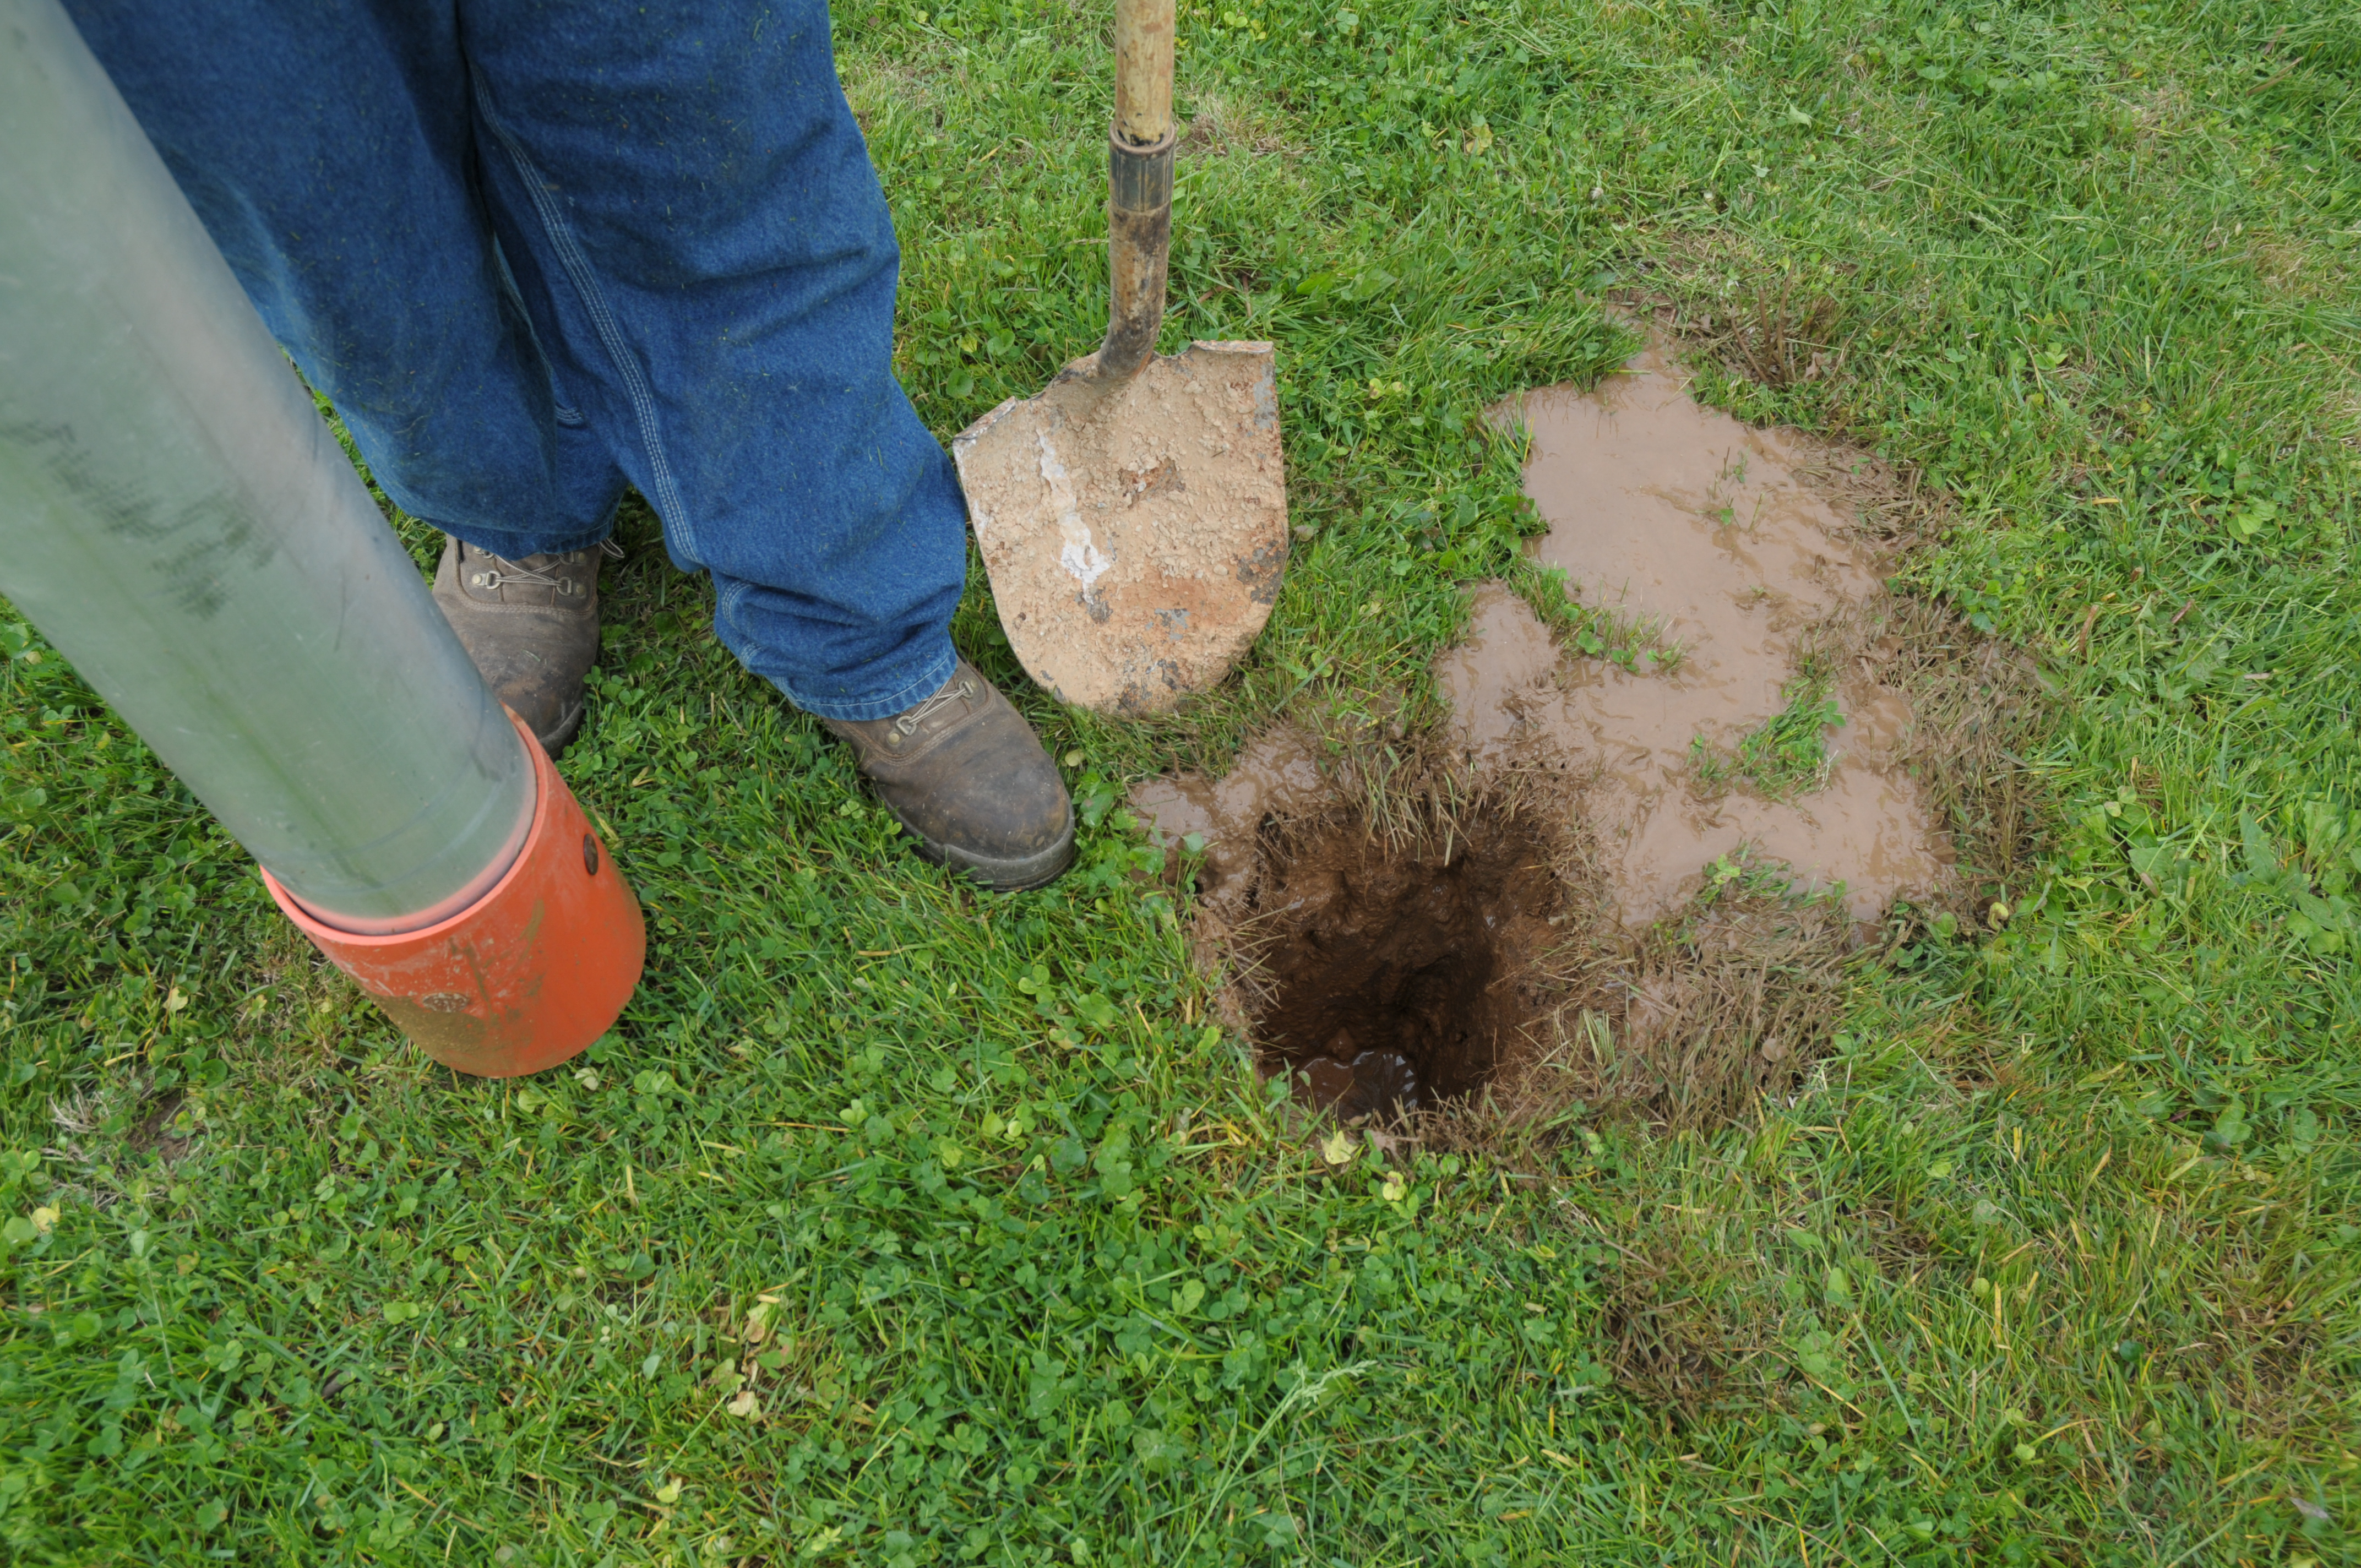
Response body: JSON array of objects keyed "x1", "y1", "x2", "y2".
[
  {"x1": 129, "y1": 1089, "x2": 198, "y2": 1164},
  {"x1": 1241, "y1": 802, "x2": 1565, "y2": 1118}
]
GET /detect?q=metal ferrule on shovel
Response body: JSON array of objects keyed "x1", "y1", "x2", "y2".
[{"x1": 953, "y1": 0, "x2": 1288, "y2": 716}]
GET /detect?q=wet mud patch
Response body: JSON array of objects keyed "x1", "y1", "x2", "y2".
[
  {"x1": 1137, "y1": 330, "x2": 2039, "y2": 1132},
  {"x1": 1242, "y1": 801, "x2": 1566, "y2": 1118},
  {"x1": 1487, "y1": 337, "x2": 1956, "y2": 928},
  {"x1": 1131, "y1": 727, "x2": 1328, "y2": 907}
]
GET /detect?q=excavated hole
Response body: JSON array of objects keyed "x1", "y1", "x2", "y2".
[
  {"x1": 1140, "y1": 320, "x2": 2038, "y2": 1140},
  {"x1": 1244, "y1": 804, "x2": 1563, "y2": 1119}
]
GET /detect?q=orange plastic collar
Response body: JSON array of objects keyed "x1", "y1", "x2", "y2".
[{"x1": 263, "y1": 712, "x2": 644, "y2": 1077}]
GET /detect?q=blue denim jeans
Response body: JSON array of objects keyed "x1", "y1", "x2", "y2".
[{"x1": 64, "y1": 0, "x2": 965, "y2": 721}]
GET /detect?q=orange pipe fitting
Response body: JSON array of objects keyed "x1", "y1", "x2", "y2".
[{"x1": 263, "y1": 712, "x2": 645, "y2": 1077}]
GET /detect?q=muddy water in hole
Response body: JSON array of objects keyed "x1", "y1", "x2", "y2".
[{"x1": 1455, "y1": 342, "x2": 1949, "y2": 924}]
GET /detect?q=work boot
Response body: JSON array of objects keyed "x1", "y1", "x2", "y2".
[
  {"x1": 431, "y1": 536, "x2": 609, "y2": 755},
  {"x1": 824, "y1": 659, "x2": 1075, "y2": 892}
]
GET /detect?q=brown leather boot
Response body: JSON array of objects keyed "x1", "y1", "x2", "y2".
[
  {"x1": 824, "y1": 659, "x2": 1075, "y2": 891},
  {"x1": 431, "y1": 536, "x2": 607, "y2": 755}
]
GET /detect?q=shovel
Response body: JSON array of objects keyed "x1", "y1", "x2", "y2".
[{"x1": 952, "y1": 0, "x2": 1287, "y2": 716}]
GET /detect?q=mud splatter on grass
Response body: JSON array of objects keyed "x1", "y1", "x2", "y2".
[
  {"x1": 1441, "y1": 585, "x2": 1947, "y2": 925},
  {"x1": 1493, "y1": 339, "x2": 1954, "y2": 927},
  {"x1": 1129, "y1": 727, "x2": 1326, "y2": 905},
  {"x1": 1135, "y1": 335, "x2": 2037, "y2": 1133}
]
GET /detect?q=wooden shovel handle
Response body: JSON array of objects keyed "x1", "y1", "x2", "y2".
[
  {"x1": 1113, "y1": 0, "x2": 1173, "y2": 143},
  {"x1": 1095, "y1": 0, "x2": 1174, "y2": 380}
]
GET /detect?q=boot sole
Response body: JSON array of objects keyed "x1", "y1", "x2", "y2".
[
  {"x1": 886, "y1": 799, "x2": 1077, "y2": 893},
  {"x1": 531, "y1": 697, "x2": 587, "y2": 760}
]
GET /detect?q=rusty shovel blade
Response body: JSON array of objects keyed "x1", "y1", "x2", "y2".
[{"x1": 953, "y1": 339, "x2": 1287, "y2": 716}]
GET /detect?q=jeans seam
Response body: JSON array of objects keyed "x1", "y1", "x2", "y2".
[
  {"x1": 716, "y1": 578, "x2": 754, "y2": 648},
  {"x1": 784, "y1": 643, "x2": 956, "y2": 723},
  {"x1": 471, "y1": 75, "x2": 698, "y2": 562},
  {"x1": 488, "y1": 235, "x2": 584, "y2": 427}
]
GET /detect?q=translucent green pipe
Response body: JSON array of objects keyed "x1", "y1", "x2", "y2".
[{"x1": 0, "y1": 0, "x2": 534, "y2": 934}]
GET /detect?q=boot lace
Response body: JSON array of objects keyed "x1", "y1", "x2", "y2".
[
  {"x1": 894, "y1": 675, "x2": 978, "y2": 737},
  {"x1": 470, "y1": 559, "x2": 559, "y2": 592},
  {"x1": 467, "y1": 541, "x2": 613, "y2": 596}
]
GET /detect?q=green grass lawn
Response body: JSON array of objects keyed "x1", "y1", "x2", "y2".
[{"x1": 5, "y1": 0, "x2": 2359, "y2": 1561}]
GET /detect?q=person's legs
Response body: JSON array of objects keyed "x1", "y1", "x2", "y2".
[
  {"x1": 455, "y1": 1, "x2": 1067, "y2": 885},
  {"x1": 68, "y1": 0, "x2": 627, "y2": 752},
  {"x1": 61, "y1": 0, "x2": 628, "y2": 557},
  {"x1": 73, "y1": 0, "x2": 1070, "y2": 881},
  {"x1": 456, "y1": 0, "x2": 969, "y2": 722}
]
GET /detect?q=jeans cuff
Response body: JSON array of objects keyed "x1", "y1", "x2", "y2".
[
  {"x1": 779, "y1": 640, "x2": 959, "y2": 723},
  {"x1": 440, "y1": 522, "x2": 614, "y2": 559}
]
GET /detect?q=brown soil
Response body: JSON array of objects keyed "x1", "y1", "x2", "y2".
[
  {"x1": 1491, "y1": 339, "x2": 1952, "y2": 927},
  {"x1": 129, "y1": 1088, "x2": 197, "y2": 1164},
  {"x1": 1131, "y1": 727, "x2": 1327, "y2": 905},
  {"x1": 1134, "y1": 331, "x2": 2037, "y2": 1129},
  {"x1": 1238, "y1": 803, "x2": 1564, "y2": 1118}
]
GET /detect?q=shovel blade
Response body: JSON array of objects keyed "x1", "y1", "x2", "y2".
[{"x1": 953, "y1": 340, "x2": 1287, "y2": 715}]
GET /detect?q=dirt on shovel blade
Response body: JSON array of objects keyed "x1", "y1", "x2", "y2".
[{"x1": 953, "y1": 341, "x2": 1288, "y2": 715}]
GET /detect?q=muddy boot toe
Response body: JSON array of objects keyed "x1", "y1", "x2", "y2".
[{"x1": 824, "y1": 660, "x2": 1075, "y2": 891}]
